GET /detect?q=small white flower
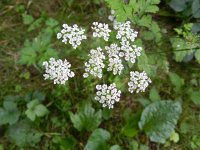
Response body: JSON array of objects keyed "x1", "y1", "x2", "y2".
[
  {"x1": 43, "y1": 58, "x2": 75, "y2": 84},
  {"x1": 57, "y1": 24, "x2": 87, "y2": 49},
  {"x1": 83, "y1": 47, "x2": 105, "y2": 78},
  {"x1": 95, "y1": 83, "x2": 121, "y2": 109},
  {"x1": 128, "y1": 71, "x2": 151, "y2": 93},
  {"x1": 114, "y1": 21, "x2": 138, "y2": 42},
  {"x1": 105, "y1": 43, "x2": 124, "y2": 75},
  {"x1": 91, "y1": 22, "x2": 111, "y2": 41},
  {"x1": 120, "y1": 42, "x2": 142, "y2": 64}
]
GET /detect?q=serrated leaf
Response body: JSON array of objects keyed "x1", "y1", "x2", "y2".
[
  {"x1": 19, "y1": 47, "x2": 37, "y2": 66},
  {"x1": 69, "y1": 103, "x2": 102, "y2": 131},
  {"x1": 139, "y1": 101, "x2": 182, "y2": 143},
  {"x1": 137, "y1": 51, "x2": 154, "y2": 76},
  {"x1": 6, "y1": 120, "x2": 42, "y2": 147},
  {"x1": 138, "y1": 15, "x2": 152, "y2": 28},
  {"x1": 169, "y1": 72, "x2": 184, "y2": 91},
  {"x1": 22, "y1": 14, "x2": 34, "y2": 25},
  {"x1": 84, "y1": 128, "x2": 110, "y2": 150}
]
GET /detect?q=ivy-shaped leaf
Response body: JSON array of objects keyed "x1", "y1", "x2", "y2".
[
  {"x1": 25, "y1": 99, "x2": 49, "y2": 121},
  {"x1": 69, "y1": 103, "x2": 102, "y2": 131},
  {"x1": 139, "y1": 100, "x2": 182, "y2": 143},
  {"x1": 6, "y1": 120, "x2": 43, "y2": 147},
  {"x1": 84, "y1": 128, "x2": 110, "y2": 150},
  {"x1": 0, "y1": 101, "x2": 20, "y2": 125}
]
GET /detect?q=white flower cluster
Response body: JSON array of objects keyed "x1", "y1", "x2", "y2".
[
  {"x1": 83, "y1": 47, "x2": 105, "y2": 78},
  {"x1": 43, "y1": 58, "x2": 75, "y2": 85},
  {"x1": 114, "y1": 21, "x2": 138, "y2": 43},
  {"x1": 57, "y1": 24, "x2": 87, "y2": 49},
  {"x1": 128, "y1": 71, "x2": 151, "y2": 93},
  {"x1": 105, "y1": 44, "x2": 124, "y2": 75},
  {"x1": 95, "y1": 83, "x2": 121, "y2": 109},
  {"x1": 91, "y1": 22, "x2": 111, "y2": 41},
  {"x1": 120, "y1": 42, "x2": 142, "y2": 64}
]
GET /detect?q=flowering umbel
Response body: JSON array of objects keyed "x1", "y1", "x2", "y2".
[
  {"x1": 83, "y1": 47, "x2": 105, "y2": 78},
  {"x1": 43, "y1": 18, "x2": 152, "y2": 109},
  {"x1": 57, "y1": 24, "x2": 87, "y2": 49},
  {"x1": 95, "y1": 83, "x2": 121, "y2": 109},
  {"x1": 43, "y1": 58, "x2": 75, "y2": 84},
  {"x1": 128, "y1": 71, "x2": 151, "y2": 93},
  {"x1": 91, "y1": 22, "x2": 111, "y2": 41}
]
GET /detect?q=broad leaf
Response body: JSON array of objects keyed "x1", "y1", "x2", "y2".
[
  {"x1": 139, "y1": 101, "x2": 182, "y2": 143},
  {"x1": 0, "y1": 101, "x2": 20, "y2": 125},
  {"x1": 84, "y1": 128, "x2": 110, "y2": 150},
  {"x1": 169, "y1": 0, "x2": 187, "y2": 12},
  {"x1": 192, "y1": 0, "x2": 200, "y2": 18},
  {"x1": 69, "y1": 103, "x2": 102, "y2": 131},
  {"x1": 6, "y1": 120, "x2": 42, "y2": 147}
]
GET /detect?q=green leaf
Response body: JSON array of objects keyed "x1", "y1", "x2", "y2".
[
  {"x1": 110, "y1": 145, "x2": 123, "y2": 150},
  {"x1": 45, "y1": 18, "x2": 59, "y2": 28},
  {"x1": 34, "y1": 104, "x2": 49, "y2": 117},
  {"x1": 25, "y1": 99, "x2": 49, "y2": 121},
  {"x1": 69, "y1": 103, "x2": 102, "y2": 131},
  {"x1": 0, "y1": 144, "x2": 3, "y2": 150},
  {"x1": 138, "y1": 15, "x2": 152, "y2": 28},
  {"x1": 137, "y1": 50, "x2": 153, "y2": 76},
  {"x1": 22, "y1": 14, "x2": 34, "y2": 25},
  {"x1": 169, "y1": 0, "x2": 187, "y2": 12},
  {"x1": 194, "y1": 49, "x2": 200, "y2": 64},
  {"x1": 52, "y1": 136, "x2": 77, "y2": 150},
  {"x1": 0, "y1": 101, "x2": 20, "y2": 125},
  {"x1": 19, "y1": 46, "x2": 37, "y2": 66},
  {"x1": 169, "y1": 72, "x2": 184, "y2": 91},
  {"x1": 139, "y1": 101, "x2": 182, "y2": 143},
  {"x1": 190, "y1": 91, "x2": 200, "y2": 105},
  {"x1": 84, "y1": 128, "x2": 110, "y2": 150},
  {"x1": 170, "y1": 37, "x2": 194, "y2": 62},
  {"x1": 25, "y1": 109, "x2": 36, "y2": 121},
  {"x1": 102, "y1": 108, "x2": 112, "y2": 120},
  {"x1": 6, "y1": 120, "x2": 42, "y2": 147},
  {"x1": 122, "y1": 112, "x2": 140, "y2": 137},
  {"x1": 192, "y1": 0, "x2": 200, "y2": 18},
  {"x1": 149, "y1": 87, "x2": 161, "y2": 101},
  {"x1": 170, "y1": 131, "x2": 179, "y2": 143}
]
